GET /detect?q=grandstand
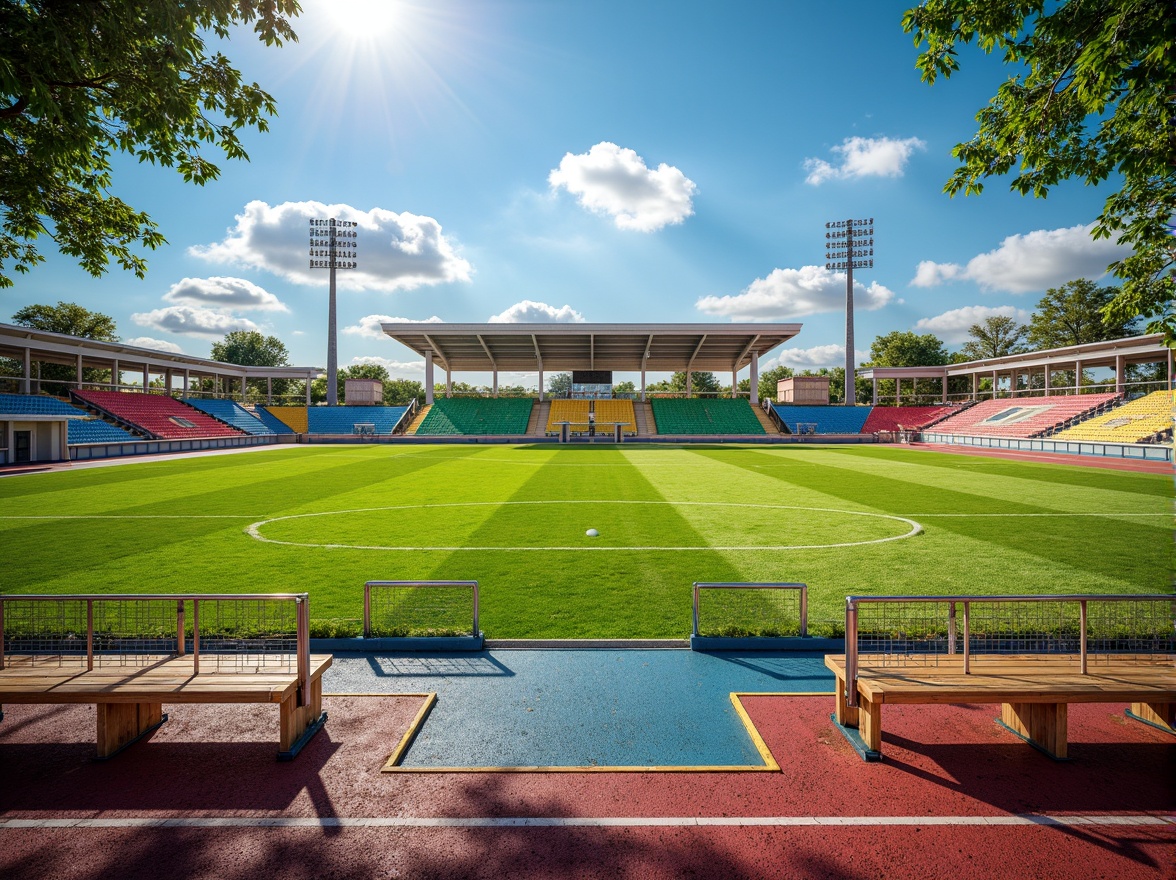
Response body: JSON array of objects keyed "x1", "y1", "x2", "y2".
[
  {"x1": 651, "y1": 398, "x2": 765, "y2": 435},
  {"x1": 182, "y1": 398, "x2": 276, "y2": 436},
  {"x1": 768, "y1": 404, "x2": 871, "y2": 435},
  {"x1": 0, "y1": 393, "x2": 86, "y2": 419},
  {"x1": 545, "y1": 399, "x2": 591, "y2": 435},
  {"x1": 929, "y1": 393, "x2": 1122, "y2": 439},
  {"x1": 860, "y1": 405, "x2": 957, "y2": 435},
  {"x1": 1052, "y1": 390, "x2": 1175, "y2": 444},
  {"x1": 415, "y1": 398, "x2": 534, "y2": 435},
  {"x1": 67, "y1": 418, "x2": 139, "y2": 444},
  {"x1": 72, "y1": 390, "x2": 243, "y2": 440},
  {"x1": 258, "y1": 406, "x2": 308, "y2": 433},
  {"x1": 306, "y1": 405, "x2": 411, "y2": 435},
  {"x1": 594, "y1": 399, "x2": 637, "y2": 435}
]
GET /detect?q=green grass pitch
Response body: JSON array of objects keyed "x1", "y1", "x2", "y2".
[{"x1": 1, "y1": 444, "x2": 1171, "y2": 638}]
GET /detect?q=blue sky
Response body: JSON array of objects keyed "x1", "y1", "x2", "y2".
[{"x1": 4, "y1": 0, "x2": 1129, "y2": 387}]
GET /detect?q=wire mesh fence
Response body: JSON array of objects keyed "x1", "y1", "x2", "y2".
[
  {"x1": 692, "y1": 583, "x2": 807, "y2": 638},
  {"x1": 0, "y1": 594, "x2": 308, "y2": 674},
  {"x1": 364, "y1": 581, "x2": 479, "y2": 638}
]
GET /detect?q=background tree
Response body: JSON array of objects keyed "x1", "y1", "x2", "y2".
[
  {"x1": 384, "y1": 378, "x2": 424, "y2": 407},
  {"x1": 211, "y1": 330, "x2": 291, "y2": 398},
  {"x1": 865, "y1": 331, "x2": 949, "y2": 404},
  {"x1": 756, "y1": 365, "x2": 794, "y2": 402},
  {"x1": 612, "y1": 380, "x2": 637, "y2": 396},
  {"x1": 1027, "y1": 279, "x2": 1137, "y2": 348},
  {"x1": 902, "y1": 0, "x2": 1175, "y2": 342},
  {"x1": 546, "y1": 372, "x2": 572, "y2": 396},
  {"x1": 647, "y1": 371, "x2": 722, "y2": 394},
  {"x1": 960, "y1": 315, "x2": 1028, "y2": 360},
  {"x1": 311, "y1": 363, "x2": 389, "y2": 404},
  {"x1": 0, "y1": 1, "x2": 300, "y2": 287},
  {"x1": 5, "y1": 301, "x2": 119, "y2": 393}
]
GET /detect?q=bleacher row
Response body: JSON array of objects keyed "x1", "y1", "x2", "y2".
[{"x1": 1, "y1": 390, "x2": 1171, "y2": 446}]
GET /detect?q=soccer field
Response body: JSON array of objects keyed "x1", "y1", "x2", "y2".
[{"x1": 1, "y1": 444, "x2": 1171, "y2": 638}]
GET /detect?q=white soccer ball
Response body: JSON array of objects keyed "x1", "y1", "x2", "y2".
[{"x1": 585, "y1": 528, "x2": 599, "y2": 537}]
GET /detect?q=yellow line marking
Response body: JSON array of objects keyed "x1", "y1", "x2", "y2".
[{"x1": 323, "y1": 691, "x2": 835, "y2": 774}]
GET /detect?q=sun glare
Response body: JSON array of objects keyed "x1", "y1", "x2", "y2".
[{"x1": 323, "y1": 0, "x2": 402, "y2": 40}]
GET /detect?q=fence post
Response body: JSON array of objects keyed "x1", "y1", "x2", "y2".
[
  {"x1": 0, "y1": 599, "x2": 5, "y2": 671},
  {"x1": 799, "y1": 585, "x2": 808, "y2": 638},
  {"x1": 948, "y1": 601, "x2": 957, "y2": 654},
  {"x1": 692, "y1": 583, "x2": 700, "y2": 637},
  {"x1": 1079, "y1": 599, "x2": 1088, "y2": 675},
  {"x1": 471, "y1": 581, "x2": 480, "y2": 637},
  {"x1": 86, "y1": 600, "x2": 94, "y2": 671},
  {"x1": 845, "y1": 599, "x2": 859, "y2": 709},
  {"x1": 962, "y1": 601, "x2": 970, "y2": 674},
  {"x1": 192, "y1": 600, "x2": 200, "y2": 675},
  {"x1": 363, "y1": 582, "x2": 371, "y2": 639},
  {"x1": 297, "y1": 596, "x2": 310, "y2": 706},
  {"x1": 176, "y1": 600, "x2": 186, "y2": 657}
]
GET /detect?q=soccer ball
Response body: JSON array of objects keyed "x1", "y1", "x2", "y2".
[{"x1": 586, "y1": 528, "x2": 599, "y2": 537}]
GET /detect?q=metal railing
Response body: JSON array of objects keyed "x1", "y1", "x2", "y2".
[
  {"x1": 692, "y1": 582, "x2": 808, "y2": 638},
  {"x1": 0, "y1": 593, "x2": 312, "y2": 705},
  {"x1": 843, "y1": 594, "x2": 1175, "y2": 707},
  {"x1": 364, "y1": 580, "x2": 479, "y2": 638}
]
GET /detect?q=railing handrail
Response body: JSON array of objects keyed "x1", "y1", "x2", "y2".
[
  {"x1": 843, "y1": 593, "x2": 1174, "y2": 708},
  {"x1": 363, "y1": 580, "x2": 479, "y2": 638},
  {"x1": 692, "y1": 581, "x2": 808, "y2": 638}
]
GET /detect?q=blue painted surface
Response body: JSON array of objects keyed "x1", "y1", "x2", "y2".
[
  {"x1": 769, "y1": 403, "x2": 872, "y2": 435},
  {"x1": 324, "y1": 649, "x2": 833, "y2": 768}
]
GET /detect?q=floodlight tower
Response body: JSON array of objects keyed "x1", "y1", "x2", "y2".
[
  {"x1": 309, "y1": 217, "x2": 359, "y2": 405},
  {"x1": 825, "y1": 217, "x2": 874, "y2": 405}
]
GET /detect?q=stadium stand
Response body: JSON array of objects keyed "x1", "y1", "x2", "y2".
[
  {"x1": 68, "y1": 418, "x2": 138, "y2": 444},
  {"x1": 594, "y1": 399, "x2": 638, "y2": 435},
  {"x1": 1051, "y1": 390, "x2": 1175, "y2": 444},
  {"x1": 546, "y1": 399, "x2": 591, "y2": 435},
  {"x1": 306, "y1": 405, "x2": 410, "y2": 434},
  {"x1": 415, "y1": 397, "x2": 534, "y2": 435},
  {"x1": 0, "y1": 393, "x2": 86, "y2": 418},
  {"x1": 258, "y1": 406, "x2": 308, "y2": 433},
  {"x1": 768, "y1": 403, "x2": 871, "y2": 435},
  {"x1": 651, "y1": 398, "x2": 766, "y2": 435},
  {"x1": 929, "y1": 393, "x2": 1121, "y2": 439},
  {"x1": 860, "y1": 405, "x2": 956, "y2": 435},
  {"x1": 72, "y1": 390, "x2": 243, "y2": 440},
  {"x1": 182, "y1": 398, "x2": 276, "y2": 436}
]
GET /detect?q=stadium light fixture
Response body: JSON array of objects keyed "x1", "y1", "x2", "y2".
[
  {"x1": 824, "y1": 217, "x2": 874, "y2": 406},
  {"x1": 309, "y1": 218, "x2": 359, "y2": 406}
]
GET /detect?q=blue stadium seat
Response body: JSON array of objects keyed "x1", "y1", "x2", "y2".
[
  {"x1": 0, "y1": 393, "x2": 88, "y2": 417},
  {"x1": 182, "y1": 398, "x2": 276, "y2": 436},
  {"x1": 768, "y1": 404, "x2": 872, "y2": 434},
  {"x1": 254, "y1": 407, "x2": 298, "y2": 434},
  {"x1": 306, "y1": 406, "x2": 410, "y2": 434},
  {"x1": 68, "y1": 419, "x2": 138, "y2": 444}
]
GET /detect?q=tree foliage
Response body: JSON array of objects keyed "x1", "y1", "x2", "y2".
[
  {"x1": 0, "y1": 1, "x2": 300, "y2": 287},
  {"x1": 902, "y1": 0, "x2": 1176, "y2": 342},
  {"x1": 647, "y1": 371, "x2": 722, "y2": 394},
  {"x1": 545, "y1": 372, "x2": 572, "y2": 395},
  {"x1": 757, "y1": 365, "x2": 794, "y2": 401},
  {"x1": 210, "y1": 330, "x2": 290, "y2": 367},
  {"x1": 1027, "y1": 278, "x2": 1137, "y2": 348},
  {"x1": 11, "y1": 300, "x2": 119, "y2": 340},
  {"x1": 960, "y1": 314, "x2": 1028, "y2": 360},
  {"x1": 868, "y1": 331, "x2": 949, "y2": 367}
]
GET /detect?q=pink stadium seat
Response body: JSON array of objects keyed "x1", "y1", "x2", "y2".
[
  {"x1": 929, "y1": 394, "x2": 1122, "y2": 439},
  {"x1": 72, "y1": 390, "x2": 244, "y2": 440},
  {"x1": 860, "y1": 406, "x2": 956, "y2": 434}
]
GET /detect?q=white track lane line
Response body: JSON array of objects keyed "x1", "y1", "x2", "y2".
[{"x1": 1, "y1": 815, "x2": 1172, "y2": 830}]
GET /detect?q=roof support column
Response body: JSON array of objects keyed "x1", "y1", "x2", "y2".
[
  {"x1": 76, "y1": 354, "x2": 84, "y2": 390},
  {"x1": 1115, "y1": 354, "x2": 1125, "y2": 394},
  {"x1": 731, "y1": 370, "x2": 737, "y2": 398},
  {"x1": 142, "y1": 364, "x2": 149, "y2": 392},
  {"x1": 21, "y1": 347, "x2": 31, "y2": 395},
  {"x1": 1168, "y1": 347, "x2": 1173, "y2": 391},
  {"x1": 749, "y1": 352, "x2": 759, "y2": 406},
  {"x1": 896, "y1": 377, "x2": 900, "y2": 405},
  {"x1": 942, "y1": 374, "x2": 947, "y2": 404},
  {"x1": 991, "y1": 369, "x2": 997, "y2": 399},
  {"x1": 685, "y1": 370, "x2": 692, "y2": 399},
  {"x1": 183, "y1": 369, "x2": 190, "y2": 394},
  {"x1": 640, "y1": 370, "x2": 646, "y2": 402},
  {"x1": 872, "y1": 376, "x2": 878, "y2": 405},
  {"x1": 1044, "y1": 365, "x2": 1051, "y2": 395},
  {"x1": 492, "y1": 371, "x2": 498, "y2": 398},
  {"x1": 241, "y1": 373, "x2": 248, "y2": 403},
  {"x1": 267, "y1": 377, "x2": 273, "y2": 405},
  {"x1": 445, "y1": 370, "x2": 452, "y2": 398},
  {"x1": 1074, "y1": 360, "x2": 1082, "y2": 392},
  {"x1": 165, "y1": 368, "x2": 172, "y2": 396},
  {"x1": 112, "y1": 359, "x2": 119, "y2": 392},
  {"x1": 424, "y1": 352, "x2": 434, "y2": 405},
  {"x1": 305, "y1": 376, "x2": 312, "y2": 407},
  {"x1": 971, "y1": 371, "x2": 977, "y2": 401},
  {"x1": 537, "y1": 368, "x2": 544, "y2": 402}
]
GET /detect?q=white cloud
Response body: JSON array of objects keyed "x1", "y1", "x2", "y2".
[
  {"x1": 695, "y1": 266, "x2": 894, "y2": 321},
  {"x1": 909, "y1": 223, "x2": 1130, "y2": 294},
  {"x1": 344, "y1": 313, "x2": 444, "y2": 340},
  {"x1": 162, "y1": 276, "x2": 288, "y2": 312},
  {"x1": 349, "y1": 356, "x2": 425, "y2": 379},
  {"x1": 190, "y1": 200, "x2": 472, "y2": 292},
  {"x1": 131, "y1": 306, "x2": 260, "y2": 338},
  {"x1": 804, "y1": 136, "x2": 926, "y2": 185},
  {"x1": 488, "y1": 300, "x2": 586, "y2": 323},
  {"x1": 914, "y1": 305, "x2": 1033, "y2": 343},
  {"x1": 548, "y1": 142, "x2": 697, "y2": 232},
  {"x1": 765, "y1": 345, "x2": 869, "y2": 369},
  {"x1": 125, "y1": 336, "x2": 185, "y2": 354}
]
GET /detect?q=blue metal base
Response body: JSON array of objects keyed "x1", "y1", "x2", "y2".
[
  {"x1": 95, "y1": 712, "x2": 169, "y2": 761},
  {"x1": 277, "y1": 711, "x2": 327, "y2": 761},
  {"x1": 1124, "y1": 708, "x2": 1176, "y2": 736},
  {"x1": 691, "y1": 635, "x2": 844, "y2": 652},
  {"x1": 993, "y1": 718, "x2": 1071, "y2": 761},
  {"x1": 830, "y1": 713, "x2": 880, "y2": 762}
]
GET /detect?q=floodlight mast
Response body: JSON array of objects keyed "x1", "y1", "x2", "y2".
[
  {"x1": 309, "y1": 218, "x2": 359, "y2": 405},
  {"x1": 825, "y1": 218, "x2": 874, "y2": 406}
]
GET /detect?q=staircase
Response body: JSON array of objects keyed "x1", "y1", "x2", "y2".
[
  {"x1": 527, "y1": 400, "x2": 550, "y2": 436},
  {"x1": 404, "y1": 404, "x2": 431, "y2": 435},
  {"x1": 634, "y1": 401, "x2": 656, "y2": 436},
  {"x1": 753, "y1": 403, "x2": 782, "y2": 434}
]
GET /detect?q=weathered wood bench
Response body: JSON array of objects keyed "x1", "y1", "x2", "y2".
[
  {"x1": 0, "y1": 593, "x2": 332, "y2": 760},
  {"x1": 828, "y1": 594, "x2": 1175, "y2": 761}
]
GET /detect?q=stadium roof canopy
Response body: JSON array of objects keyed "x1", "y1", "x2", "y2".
[{"x1": 380, "y1": 322, "x2": 802, "y2": 373}]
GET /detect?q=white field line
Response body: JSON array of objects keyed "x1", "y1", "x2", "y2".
[{"x1": 0, "y1": 815, "x2": 1171, "y2": 830}]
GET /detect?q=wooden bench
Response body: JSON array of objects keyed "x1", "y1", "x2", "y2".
[
  {"x1": 826, "y1": 653, "x2": 1175, "y2": 760},
  {"x1": 0, "y1": 653, "x2": 332, "y2": 759},
  {"x1": 0, "y1": 593, "x2": 331, "y2": 760},
  {"x1": 829, "y1": 593, "x2": 1176, "y2": 761}
]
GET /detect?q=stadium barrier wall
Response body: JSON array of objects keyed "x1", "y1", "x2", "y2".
[
  {"x1": 69, "y1": 434, "x2": 277, "y2": 461},
  {"x1": 920, "y1": 432, "x2": 1172, "y2": 462}
]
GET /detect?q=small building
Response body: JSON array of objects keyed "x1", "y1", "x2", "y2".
[
  {"x1": 344, "y1": 379, "x2": 383, "y2": 405},
  {"x1": 777, "y1": 377, "x2": 830, "y2": 405}
]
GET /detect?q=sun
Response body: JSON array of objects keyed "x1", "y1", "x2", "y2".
[{"x1": 321, "y1": 0, "x2": 403, "y2": 40}]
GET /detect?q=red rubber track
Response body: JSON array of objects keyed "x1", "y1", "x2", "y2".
[
  {"x1": 2, "y1": 696, "x2": 1172, "y2": 879},
  {"x1": 911, "y1": 442, "x2": 1172, "y2": 474}
]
